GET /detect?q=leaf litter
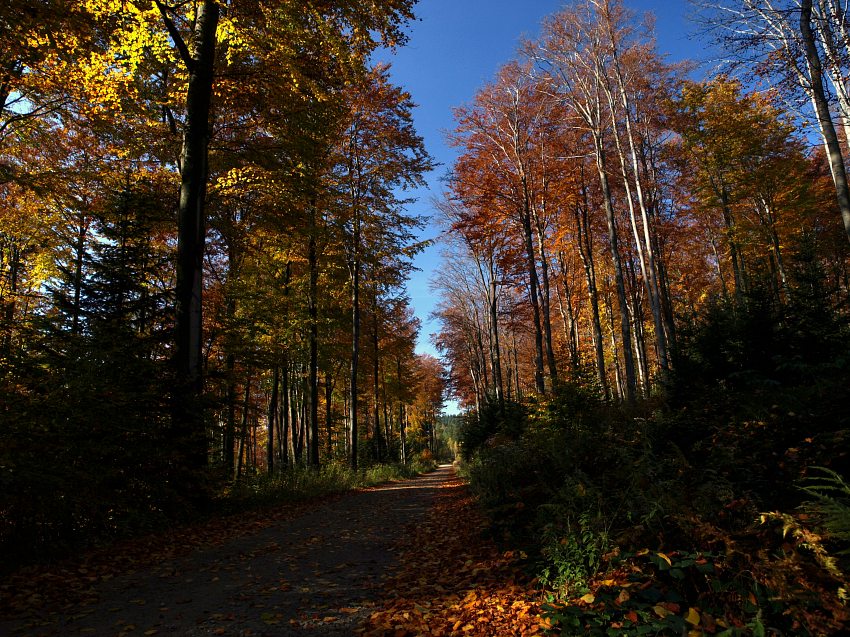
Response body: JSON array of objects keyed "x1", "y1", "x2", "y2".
[{"x1": 360, "y1": 473, "x2": 546, "y2": 636}]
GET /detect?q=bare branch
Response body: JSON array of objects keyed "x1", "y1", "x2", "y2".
[{"x1": 154, "y1": 0, "x2": 195, "y2": 72}]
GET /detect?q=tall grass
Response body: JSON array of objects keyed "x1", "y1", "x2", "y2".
[{"x1": 221, "y1": 454, "x2": 437, "y2": 510}]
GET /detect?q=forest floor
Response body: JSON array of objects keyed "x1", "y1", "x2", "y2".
[{"x1": 0, "y1": 465, "x2": 544, "y2": 637}]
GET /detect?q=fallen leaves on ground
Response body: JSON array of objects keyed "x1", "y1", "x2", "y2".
[
  {"x1": 359, "y1": 474, "x2": 545, "y2": 636},
  {"x1": 0, "y1": 491, "x2": 346, "y2": 619}
]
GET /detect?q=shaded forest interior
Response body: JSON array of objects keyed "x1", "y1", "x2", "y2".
[
  {"x1": 0, "y1": 0, "x2": 446, "y2": 574},
  {"x1": 2, "y1": 0, "x2": 850, "y2": 634}
]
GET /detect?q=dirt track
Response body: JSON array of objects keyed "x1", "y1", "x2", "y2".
[{"x1": 0, "y1": 465, "x2": 456, "y2": 637}]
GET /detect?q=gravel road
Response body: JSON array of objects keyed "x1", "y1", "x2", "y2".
[{"x1": 0, "y1": 465, "x2": 456, "y2": 637}]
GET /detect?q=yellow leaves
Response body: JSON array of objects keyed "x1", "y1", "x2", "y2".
[
  {"x1": 78, "y1": 50, "x2": 136, "y2": 110},
  {"x1": 25, "y1": 31, "x2": 55, "y2": 50},
  {"x1": 685, "y1": 606, "x2": 701, "y2": 626},
  {"x1": 212, "y1": 166, "x2": 274, "y2": 198},
  {"x1": 579, "y1": 593, "x2": 596, "y2": 604},
  {"x1": 29, "y1": 248, "x2": 58, "y2": 291},
  {"x1": 653, "y1": 604, "x2": 672, "y2": 618},
  {"x1": 216, "y1": 16, "x2": 250, "y2": 64},
  {"x1": 81, "y1": 0, "x2": 123, "y2": 18},
  {"x1": 655, "y1": 552, "x2": 672, "y2": 567},
  {"x1": 79, "y1": 0, "x2": 174, "y2": 70}
]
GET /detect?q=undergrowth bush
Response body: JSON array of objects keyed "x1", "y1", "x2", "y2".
[
  {"x1": 538, "y1": 508, "x2": 610, "y2": 597},
  {"x1": 459, "y1": 283, "x2": 850, "y2": 633}
]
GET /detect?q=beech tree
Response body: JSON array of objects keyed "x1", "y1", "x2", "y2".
[
  {"x1": 333, "y1": 65, "x2": 432, "y2": 469},
  {"x1": 438, "y1": 198, "x2": 513, "y2": 410},
  {"x1": 449, "y1": 62, "x2": 559, "y2": 394},
  {"x1": 531, "y1": 0, "x2": 638, "y2": 401},
  {"x1": 704, "y1": 0, "x2": 850, "y2": 244}
]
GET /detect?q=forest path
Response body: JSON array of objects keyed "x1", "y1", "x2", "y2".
[{"x1": 1, "y1": 465, "x2": 456, "y2": 637}]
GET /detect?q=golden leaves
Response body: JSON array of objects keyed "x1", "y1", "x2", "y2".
[{"x1": 360, "y1": 475, "x2": 544, "y2": 637}]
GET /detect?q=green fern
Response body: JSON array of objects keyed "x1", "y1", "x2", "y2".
[{"x1": 800, "y1": 466, "x2": 850, "y2": 552}]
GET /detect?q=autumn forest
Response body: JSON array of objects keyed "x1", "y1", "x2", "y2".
[{"x1": 3, "y1": 0, "x2": 850, "y2": 635}]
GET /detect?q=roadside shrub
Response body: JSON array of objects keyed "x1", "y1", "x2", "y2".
[
  {"x1": 460, "y1": 398, "x2": 527, "y2": 460},
  {"x1": 407, "y1": 450, "x2": 438, "y2": 474},
  {"x1": 538, "y1": 507, "x2": 610, "y2": 597}
]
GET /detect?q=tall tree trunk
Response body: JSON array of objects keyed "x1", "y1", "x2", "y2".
[
  {"x1": 372, "y1": 293, "x2": 382, "y2": 461},
  {"x1": 71, "y1": 216, "x2": 88, "y2": 336},
  {"x1": 535, "y1": 225, "x2": 559, "y2": 389},
  {"x1": 504, "y1": 345, "x2": 513, "y2": 402},
  {"x1": 267, "y1": 366, "x2": 279, "y2": 474},
  {"x1": 281, "y1": 355, "x2": 290, "y2": 467},
  {"x1": 469, "y1": 344, "x2": 483, "y2": 418},
  {"x1": 308, "y1": 206, "x2": 320, "y2": 468},
  {"x1": 575, "y1": 186, "x2": 609, "y2": 400},
  {"x1": 768, "y1": 211, "x2": 790, "y2": 299},
  {"x1": 470, "y1": 307, "x2": 489, "y2": 395},
  {"x1": 295, "y1": 363, "x2": 305, "y2": 463},
  {"x1": 536, "y1": 141, "x2": 560, "y2": 388},
  {"x1": 170, "y1": 0, "x2": 220, "y2": 469},
  {"x1": 488, "y1": 270, "x2": 505, "y2": 410},
  {"x1": 557, "y1": 252, "x2": 580, "y2": 370},
  {"x1": 383, "y1": 387, "x2": 391, "y2": 458},
  {"x1": 610, "y1": 110, "x2": 663, "y2": 381},
  {"x1": 325, "y1": 370, "x2": 334, "y2": 459},
  {"x1": 801, "y1": 0, "x2": 850, "y2": 244},
  {"x1": 349, "y1": 248, "x2": 360, "y2": 471},
  {"x1": 1, "y1": 243, "x2": 19, "y2": 354},
  {"x1": 531, "y1": 166, "x2": 558, "y2": 389},
  {"x1": 520, "y1": 177, "x2": 546, "y2": 394},
  {"x1": 594, "y1": 134, "x2": 636, "y2": 402},
  {"x1": 279, "y1": 262, "x2": 291, "y2": 467},
  {"x1": 236, "y1": 368, "x2": 252, "y2": 480},
  {"x1": 641, "y1": 128, "x2": 679, "y2": 360},
  {"x1": 606, "y1": 295, "x2": 624, "y2": 401},
  {"x1": 605, "y1": 26, "x2": 670, "y2": 378},
  {"x1": 397, "y1": 356, "x2": 407, "y2": 463},
  {"x1": 276, "y1": 386, "x2": 284, "y2": 465},
  {"x1": 628, "y1": 278, "x2": 648, "y2": 396},
  {"x1": 224, "y1": 351, "x2": 236, "y2": 474},
  {"x1": 512, "y1": 332, "x2": 522, "y2": 399},
  {"x1": 399, "y1": 403, "x2": 407, "y2": 464}
]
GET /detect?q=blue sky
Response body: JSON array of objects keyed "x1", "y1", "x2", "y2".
[{"x1": 381, "y1": 0, "x2": 699, "y2": 395}]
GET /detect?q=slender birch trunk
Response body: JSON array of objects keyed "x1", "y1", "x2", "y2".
[
  {"x1": 801, "y1": 0, "x2": 850, "y2": 243},
  {"x1": 593, "y1": 131, "x2": 636, "y2": 402}
]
